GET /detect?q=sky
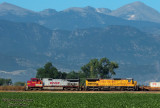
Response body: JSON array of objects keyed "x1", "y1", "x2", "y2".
[{"x1": 0, "y1": 0, "x2": 160, "y2": 12}]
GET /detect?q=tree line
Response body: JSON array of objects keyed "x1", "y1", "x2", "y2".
[
  {"x1": 36, "y1": 57, "x2": 118, "y2": 84},
  {"x1": 0, "y1": 78, "x2": 12, "y2": 86},
  {"x1": 0, "y1": 57, "x2": 118, "y2": 86},
  {"x1": 0, "y1": 78, "x2": 26, "y2": 86}
]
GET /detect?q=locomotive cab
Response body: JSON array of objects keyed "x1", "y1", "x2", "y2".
[
  {"x1": 26, "y1": 78, "x2": 43, "y2": 90},
  {"x1": 127, "y1": 78, "x2": 134, "y2": 84},
  {"x1": 127, "y1": 78, "x2": 137, "y2": 86},
  {"x1": 31, "y1": 78, "x2": 43, "y2": 84}
]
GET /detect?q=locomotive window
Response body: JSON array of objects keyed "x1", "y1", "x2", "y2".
[
  {"x1": 48, "y1": 79, "x2": 52, "y2": 81},
  {"x1": 32, "y1": 79, "x2": 37, "y2": 82},
  {"x1": 128, "y1": 79, "x2": 131, "y2": 82},
  {"x1": 88, "y1": 80, "x2": 97, "y2": 82}
]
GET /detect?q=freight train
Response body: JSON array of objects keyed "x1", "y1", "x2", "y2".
[
  {"x1": 25, "y1": 78, "x2": 156, "y2": 91},
  {"x1": 25, "y1": 78, "x2": 160, "y2": 91}
]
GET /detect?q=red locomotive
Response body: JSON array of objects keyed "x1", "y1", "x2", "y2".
[{"x1": 26, "y1": 78, "x2": 43, "y2": 90}]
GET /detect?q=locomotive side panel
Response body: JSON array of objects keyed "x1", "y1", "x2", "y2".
[
  {"x1": 42, "y1": 78, "x2": 80, "y2": 90},
  {"x1": 42, "y1": 78, "x2": 68, "y2": 87}
]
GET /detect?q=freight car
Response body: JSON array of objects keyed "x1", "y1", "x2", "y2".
[
  {"x1": 26, "y1": 78, "x2": 80, "y2": 91},
  {"x1": 140, "y1": 82, "x2": 160, "y2": 91},
  {"x1": 85, "y1": 78, "x2": 139, "y2": 91}
]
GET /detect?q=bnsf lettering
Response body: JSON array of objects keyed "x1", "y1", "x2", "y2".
[
  {"x1": 50, "y1": 82, "x2": 60, "y2": 84},
  {"x1": 153, "y1": 83, "x2": 157, "y2": 85}
]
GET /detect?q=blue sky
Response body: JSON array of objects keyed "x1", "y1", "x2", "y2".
[{"x1": 0, "y1": 0, "x2": 160, "y2": 12}]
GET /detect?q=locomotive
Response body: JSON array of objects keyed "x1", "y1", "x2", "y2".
[
  {"x1": 86, "y1": 78, "x2": 138, "y2": 91},
  {"x1": 26, "y1": 78, "x2": 80, "y2": 91}
]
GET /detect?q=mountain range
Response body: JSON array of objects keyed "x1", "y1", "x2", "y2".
[
  {"x1": 1, "y1": 2, "x2": 160, "y2": 36},
  {"x1": 0, "y1": 2, "x2": 160, "y2": 84},
  {"x1": 110, "y1": 1, "x2": 160, "y2": 23}
]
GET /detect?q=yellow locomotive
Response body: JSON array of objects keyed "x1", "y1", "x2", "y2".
[{"x1": 86, "y1": 78, "x2": 138, "y2": 91}]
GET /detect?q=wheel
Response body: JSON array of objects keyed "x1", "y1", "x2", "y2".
[{"x1": 120, "y1": 87, "x2": 124, "y2": 91}]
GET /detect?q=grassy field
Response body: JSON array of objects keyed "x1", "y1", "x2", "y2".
[{"x1": 0, "y1": 92, "x2": 160, "y2": 108}]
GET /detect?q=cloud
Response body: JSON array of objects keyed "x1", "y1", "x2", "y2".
[{"x1": 0, "y1": 70, "x2": 26, "y2": 75}]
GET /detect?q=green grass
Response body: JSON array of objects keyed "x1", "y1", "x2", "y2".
[{"x1": 0, "y1": 92, "x2": 160, "y2": 108}]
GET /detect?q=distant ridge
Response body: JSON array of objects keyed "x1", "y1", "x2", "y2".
[
  {"x1": 0, "y1": 2, "x2": 35, "y2": 15},
  {"x1": 39, "y1": 9, "x2": 57, "y2": 16},
  {"x1": 110, "y1": 1, "x2": 160, "y2": 23}
]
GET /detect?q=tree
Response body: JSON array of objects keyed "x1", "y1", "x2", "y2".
[
  {"x1": 59, "y1": 71, "x2": 67, "y2": 79},
  {"x1": 0, "y1": 78, "x2": 12, "y2": 86},
  {"x1": 98, "y1": 58, "x2": 118, "y2": 78},
  {"x1": 81, "y1": 57, "x2": 118, "y2": 78},
  {"x1": 81, "y1": 59, "x2": 99, "y2": 78},
  {"x1": 36, "y1": 62, "x2": 59, "y2": 78},
  {"x1": 66, "y1": 71, "x2": 79, "y2": 79}
]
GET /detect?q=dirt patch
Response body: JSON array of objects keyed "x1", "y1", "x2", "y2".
[{"x1": 0, "y1": 86, "x2": 25, "y2": 91}]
